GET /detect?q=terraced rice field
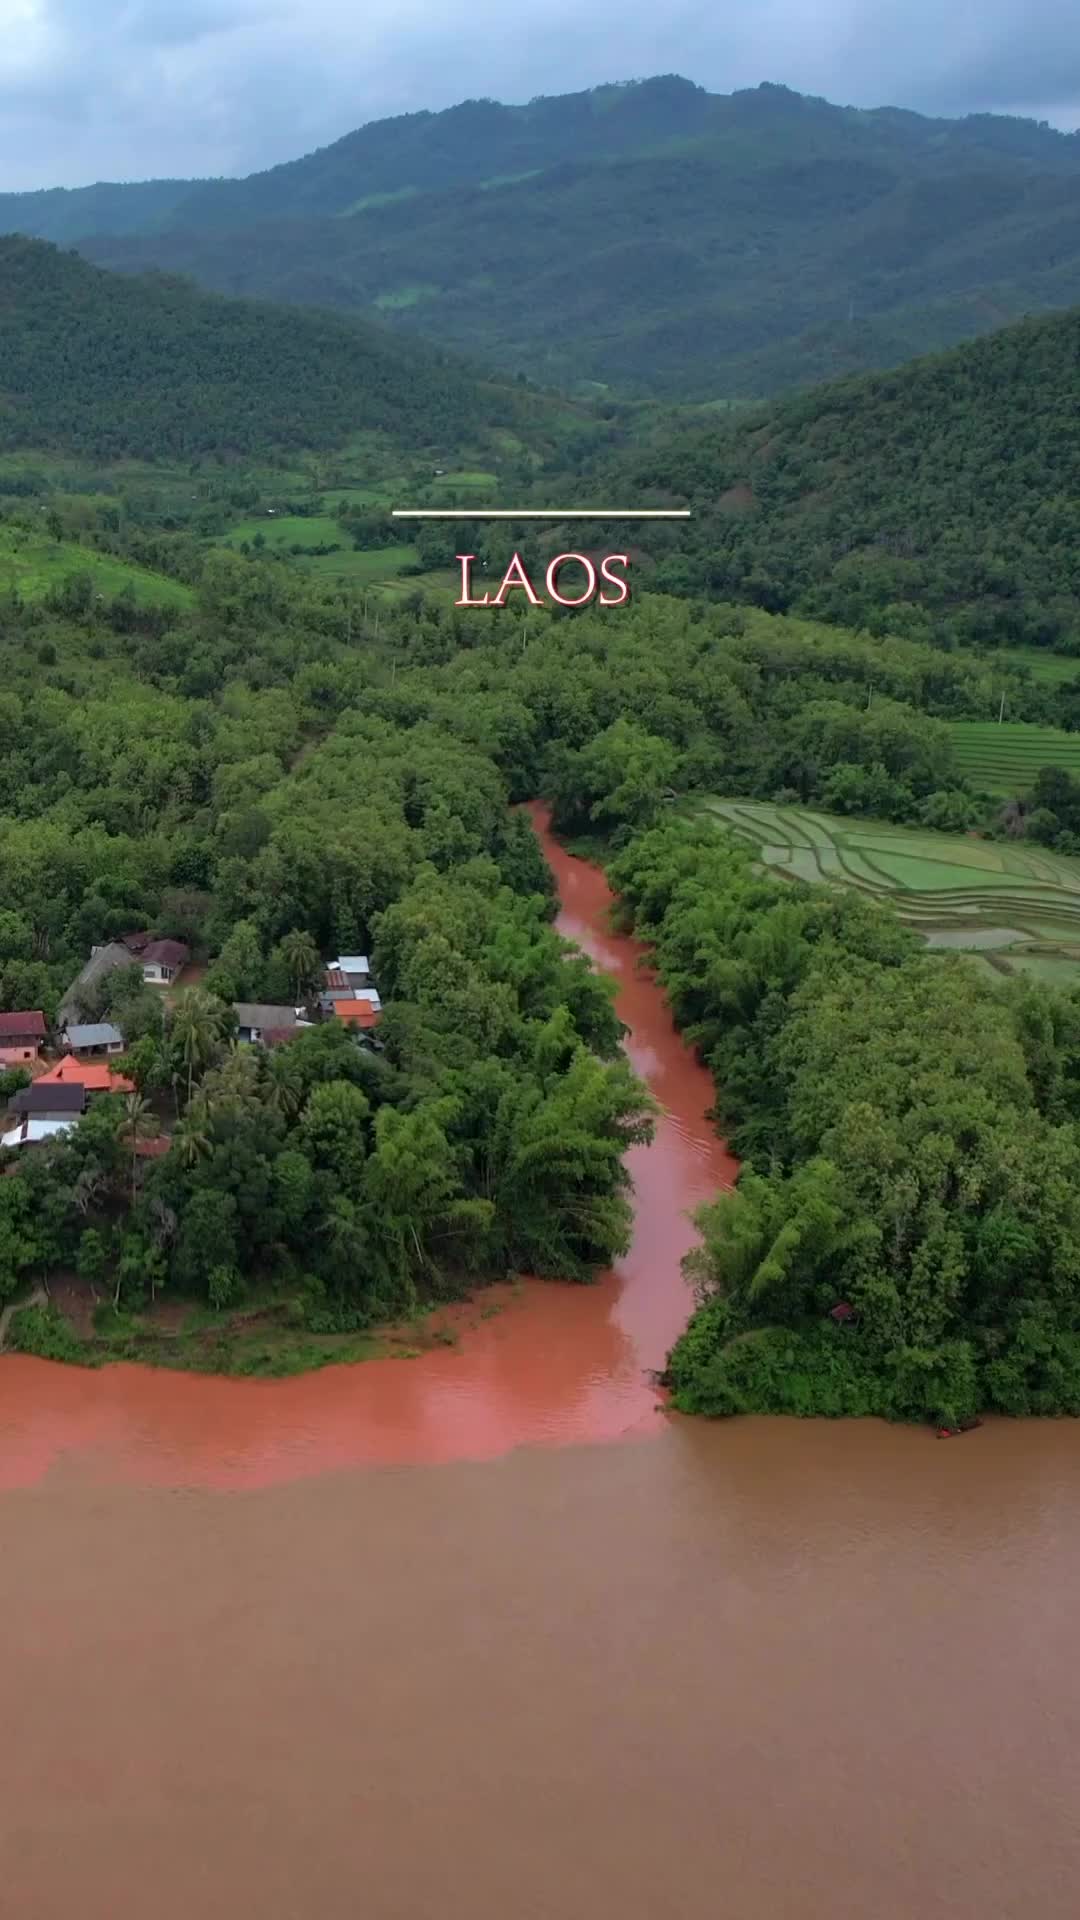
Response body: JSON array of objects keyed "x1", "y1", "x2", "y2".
[
  {"x1": 948, "y1": 721, "x2": 1080, "y2": 796},
  {"x1": 703, "y1": 798, "x2": 1080, "y2": 982}
]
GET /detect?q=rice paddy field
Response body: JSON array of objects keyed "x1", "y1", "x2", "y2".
[
  {"x1": 703, "y1": 797, "x2": 1080, "y2": 984},
  {"x1": 948, "y1": 720, "x2": 1080, "y2": 796}
]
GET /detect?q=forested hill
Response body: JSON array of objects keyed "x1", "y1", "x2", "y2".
[
  {"x1": 598, "y1": 306, "x2": 1080, "y2": 650},
  {"x1": 19, "y1": 77, "x2": 1079, "y2": 400},
  {"x1": 0, "y1": 236, "x2": 557, "y2": 460}
]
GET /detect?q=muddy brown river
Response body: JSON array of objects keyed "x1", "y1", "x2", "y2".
[{"x1": 3, "y1": 809, "x2": 1080, "y2": 1918}]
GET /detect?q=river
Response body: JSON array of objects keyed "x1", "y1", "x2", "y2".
[{"x1": 3, "y1": 809, "x2": 1080, "y2": 1917}]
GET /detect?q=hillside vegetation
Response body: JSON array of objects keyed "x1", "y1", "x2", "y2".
[
  {"x1": 596, "y1": 308, "x2": 1080, "y2": 649},
  {"x1": 6, "y1": 77, "x2": 1080, "y2": 399},
  {"x1": 0, "y1": 237, "x2": 569, "y2": 461}
]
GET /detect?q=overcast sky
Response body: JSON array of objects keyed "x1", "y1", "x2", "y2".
[{"x1": 0, "y1": 0, "x2": 1077, "y2": 191}]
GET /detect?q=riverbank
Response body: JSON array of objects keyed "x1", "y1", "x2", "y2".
[
  {"x1": 4, "y1": 1274, "x2": 521, "y2": 1377},
  {"x1": 0, "y1": 808, "x2": 735, "y2": 1488}
]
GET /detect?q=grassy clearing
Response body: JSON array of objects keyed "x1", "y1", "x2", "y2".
[
  {"x1": 704, "y1": 797, "x2": 1080, "y2": 985},
  {"x1": 302, "y1": 542, "x2": 419, "y2": 584},
  {"x1": 221, "y1": 513, "x2": 344, "y2": 551},
  {"x1": 948, "y1": 720, "x2": 1080, "y2": 795},
  {"x1": 0, "y1": 528, "x2": 193, "y2": 606},
  {"x1": 978, "y1": 647, "x2": 1080, "y2": 686},
  {"x1": 429, "y1": 469, "x2": 498, "y2": 493}
]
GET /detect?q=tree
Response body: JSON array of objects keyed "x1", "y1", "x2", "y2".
[
  {"x1": 116, "y1": 1092, "x2": 160, "y2": 1207},
  {"x1": 277, "y1": 928, "x2": 322, "y2": 1003},
  {"x1": 170, "y1": 988, "x2": 228, "y2": 1105},
  {"x1": 76, "y1": 1227, "x2": 108, "y2": 1291},
  {"x1": 172, "y1": 1099, "x2": 212, "y2": 1169}
]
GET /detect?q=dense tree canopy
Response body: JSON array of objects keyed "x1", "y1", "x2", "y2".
[
  {"x1": 611, "y1": 818, "x2": 1080, "y2": 1423},
  {"x1": 0, "y1": 237, "x2": 563, "y2": 460},
  {"x1": 593, "y1": 308, "x2": 1080, "y2": 649}
]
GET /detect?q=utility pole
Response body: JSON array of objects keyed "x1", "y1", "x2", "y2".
[{"x1": 998, "y1": 690, "x2": 1006, "y2": 724}]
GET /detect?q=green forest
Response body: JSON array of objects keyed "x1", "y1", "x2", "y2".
[
  {"x1": 611, "y1": 818, "x2": 1080, "y2": 1424},
  {"x1": 592, "y1": 307, "x2": 1080, "y2": 649},
  {"x1": 3, "y1": 213, "x2": 1080, "y2": 1417},
  {"x1": 8, "y1": 77, "x2": 1080, "y2": 399},
  {"x1": 0, "y1": 237, "x2": 571, "y2": 461}
]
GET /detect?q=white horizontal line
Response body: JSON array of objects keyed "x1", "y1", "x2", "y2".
[{"x1": 391, "y1": 508, "x2": 691, "y2": 519}]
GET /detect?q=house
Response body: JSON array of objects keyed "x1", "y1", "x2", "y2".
[
  {"x1": 327, "y1": 955, "x2": 372, "y2": 988},
  {"x1": 10, "y1": 1082, "x2": 87, "y2": 1124},
  {"x1": 320, "y1": 984, "x2": 381, "y2": 1016},
  {"x1": 0, "y1": 1010, "x2": 46, "y2": 1066},
  {"x1": 141, "y1": 939, "x2": 189, "y2": 987},
  {"x1": 333, "y1": 1000, "x2": 380, "y2": 1031},
  {"x1": 1, "y1": 1116, "x2": 80, "y2": 1150},
  {"x1": 233, "y1": 1004, "x2": 308, "y2": 1046},
  {"x1": 61, "y1": 1021, "x2": 125, "y2": 1058},
  {"x1": 57, "y1": 943, "x2": 139, "y2": 1027},
  {"x1": 37, "y1": 1056, "x2": 134, "y2": 1097}
]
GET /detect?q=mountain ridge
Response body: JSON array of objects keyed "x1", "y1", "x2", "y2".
[
  {"x1": 0, "y1": 235, "x2": 568, "y2": 461},
  {"x1": 4, "y1": 76, "x2": 1080, "y2": 400}
]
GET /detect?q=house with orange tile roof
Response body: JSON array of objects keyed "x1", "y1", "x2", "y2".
[
  {"x1": 333, "y1": 1000, "x2": 380, "y2": 1030},
  {"x1": 37, "y1": 1055, "x2": 135, "y2": 1096}
]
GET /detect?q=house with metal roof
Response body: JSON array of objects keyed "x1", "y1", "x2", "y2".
[
  {"x1": 328, "y1": 955, "x2": 371, "y2": 983},
  {"x1": 140, "y1": 939, "x2": 190, "y2": 986},
  {"x1": 10, "y1": 1082, "x2": 87, "y2": 1121},
  {"x1": 233, "y1": 1004, "x2": 309, "y2": 1046},
  {"x1": 61, "y1": 1021, "x2": 125, "y2": 1057},
  {"x1": 0, "y1": 1116, "x2": 79, "y2": 1149},
  {"x1": 0, "y1": 1009, "x2": 46, "y2": 1066}
]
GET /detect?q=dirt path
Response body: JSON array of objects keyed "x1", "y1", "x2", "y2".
[{"x1": 0, "y1": 1282, "x2": 47, "y2": 1352}]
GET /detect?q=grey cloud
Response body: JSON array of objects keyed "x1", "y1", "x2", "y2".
[{"x1": 0, "y1": 0, "x2": 1076, "y2": 190}]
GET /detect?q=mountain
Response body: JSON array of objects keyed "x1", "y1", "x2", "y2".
[
  {"x1": 3, "y1": 77, "x2": 1079, "y2": 400},
  {"x1": 0, "y1": 236, "x2": 564, "y2": 461},
  {"x1": 592, "y1": 305, "x2": 1080, "y2": 649}
]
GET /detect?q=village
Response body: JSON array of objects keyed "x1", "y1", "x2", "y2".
[{"x1": 0, "y1": 936, "x2": 382, "y2": 1155}]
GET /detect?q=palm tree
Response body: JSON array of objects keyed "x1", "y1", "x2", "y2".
[
  {"x1": 172, "y1": 1099, "x2": 212, "y2": 1169},
  {"x1": 170, "y1": 988, "x2": 226, "y2": 1106},
  {"x1": 263, "y1": 1047, "x2": 304, "y2": 1122},
  {"x1": 116, "y1": 1092, "x2": 160, "y2": 1207},
  {"x1": 202, "y1": 1043, "x2": 261, "y2": 1116},
  {"x1": 280, "y1": 929, "x2": 322, "y2": 1005}
]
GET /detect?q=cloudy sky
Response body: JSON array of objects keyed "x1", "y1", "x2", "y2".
[{"x1": 0, "y1": 0, "x2": 1077, "y2": 191}]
